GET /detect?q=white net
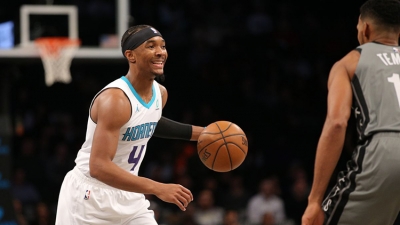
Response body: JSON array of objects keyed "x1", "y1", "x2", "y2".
[{"x1": 35, "y1": 37, "x2": 80, "y2": 86}]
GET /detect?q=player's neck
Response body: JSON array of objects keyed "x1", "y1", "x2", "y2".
[
  {"x1": 124, "y1": 72, "x2": 154, "y2": 96},
  {"x1": 370, "y1": 33, "x2": 399, "y2": 46}
]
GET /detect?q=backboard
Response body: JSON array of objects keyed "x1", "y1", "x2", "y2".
[{"x1": 0, "y1": 0, "x2": 129, "y2": 60}]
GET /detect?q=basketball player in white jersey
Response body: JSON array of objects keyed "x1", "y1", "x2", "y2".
[{"x1": 55, "y1": 25, "x2": 205, "y2": 224}]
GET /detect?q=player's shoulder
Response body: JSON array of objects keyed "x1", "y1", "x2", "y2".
[
  {"x1": 100, "y1": 87, "x2": 126, "y2": 97},
  {"x1": 341, "y1": 48, "x2": 361, "y2": 63},
  {"x1": 331, "y1": 49, "x2": 361, "y2": 78},
  {"x1": 156, "y1": 81, "x2": 167, "y2": 97},
  {"x1": 91, "y1": 87, "x2": 131, "y2": 125},
  {"x1": 96, "y1": 88, "x2": 130, "y2": 109},
  {"x1": 355, "y1": 41, "x2": 380, "y2": 52},
  {"x1": 98, "y1": 77, "x2": 130, "y2": 99}
]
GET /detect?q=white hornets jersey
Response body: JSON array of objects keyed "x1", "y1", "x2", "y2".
[{"x1": 75, "y1": 76, "x2": 162, "y2": 177}]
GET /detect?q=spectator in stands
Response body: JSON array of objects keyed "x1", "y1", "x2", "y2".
[
  {"x1": 246, "y1": 177, "x2": 286, "y2": 224},
  {"x1": 193, "y1": 189, "x2": 224, "y2": 225}
]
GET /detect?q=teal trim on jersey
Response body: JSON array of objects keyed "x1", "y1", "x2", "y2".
[{"x1": 121, "y1": 76, "x2": 156, "y2": 109}]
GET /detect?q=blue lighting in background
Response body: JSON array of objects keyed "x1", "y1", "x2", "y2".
[{"x1": 0, "y1": 21, "x2": 14, "y2": 49}]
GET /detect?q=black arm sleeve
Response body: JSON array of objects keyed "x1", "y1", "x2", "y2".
[{"x1": 153, "y1": 116, "x2": 192, "y2": 140}]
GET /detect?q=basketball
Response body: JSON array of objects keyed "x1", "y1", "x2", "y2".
[{"x1": 197, "y1": 121, "x2": 248, "y2": 172}]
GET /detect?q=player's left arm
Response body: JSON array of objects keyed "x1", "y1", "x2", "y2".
[
  {"x1": 156, "y1": 83, "x2": 204, "y2": 141},
  {"x1": 302, "y1": 50, "x2": 359, "y2": 225},
  {"x1": 307, "y1": 50, "x2": 359, "y2": 204}
]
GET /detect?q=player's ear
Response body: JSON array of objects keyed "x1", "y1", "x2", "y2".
[
  {"x1": 363, "y1": 22, "x2": 371, "y2": 40},
  {"x1": 125, "y1": 50, "x2": 136, "y2": 63}
]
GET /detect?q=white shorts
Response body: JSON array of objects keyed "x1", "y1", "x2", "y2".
[{"x1": 55, "y1": 167, "x2": 157, "y2": 225}]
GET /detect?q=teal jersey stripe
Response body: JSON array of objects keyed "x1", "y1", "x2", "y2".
[{"x1": 121, "y1": 76, "x2": 156, "y2": 109}]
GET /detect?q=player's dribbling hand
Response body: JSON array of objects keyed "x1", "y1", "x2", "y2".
[
  {"x1": 302, "y1": 202, "x2": 325, "y2": 225},
  {"x1": 155, "y1": 183, "x2": 193, "y2": 211}
]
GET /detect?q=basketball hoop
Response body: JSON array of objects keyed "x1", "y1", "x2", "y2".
[{"x1": 35, "y1": 37, "x2": 81, "y2": 86}]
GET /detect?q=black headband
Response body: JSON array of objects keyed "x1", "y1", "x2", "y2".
[{"x1": 122, "y1": 27, "x2": 163, "y2": 55}]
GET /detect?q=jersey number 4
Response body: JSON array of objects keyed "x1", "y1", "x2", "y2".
[
  {"x1": 128, "y1": 145, "x2": 145, "y2": 171},
  {"x1": 388, "y1": 73, "x2": 400, "y2": 107}
]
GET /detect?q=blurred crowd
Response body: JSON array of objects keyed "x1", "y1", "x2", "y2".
[{"x1": 1, "y1": 0, "x2": 367, "y2": 224}]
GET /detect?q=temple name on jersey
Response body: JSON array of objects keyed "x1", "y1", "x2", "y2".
[
  {"x1": 377, "y1": 53, "x2": 400, "y2": 66},
  {"x1": 122, "y1": 122, "x2": 158, "y2": 141}
]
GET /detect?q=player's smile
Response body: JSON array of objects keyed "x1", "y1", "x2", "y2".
[
  {"x1": 151, "y1": 61, "x2": 164, "y2": 69},
  {"x1": 150, "y1": 60, "x2": 165, "y2": 75}
]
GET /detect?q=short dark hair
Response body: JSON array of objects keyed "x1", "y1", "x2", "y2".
[
  {"x1": 120, "y1": 25, "x2": 152, "y2": 50},
  {"x1": 360, "y1": 0, "x2": 400, "y2": 32}
]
